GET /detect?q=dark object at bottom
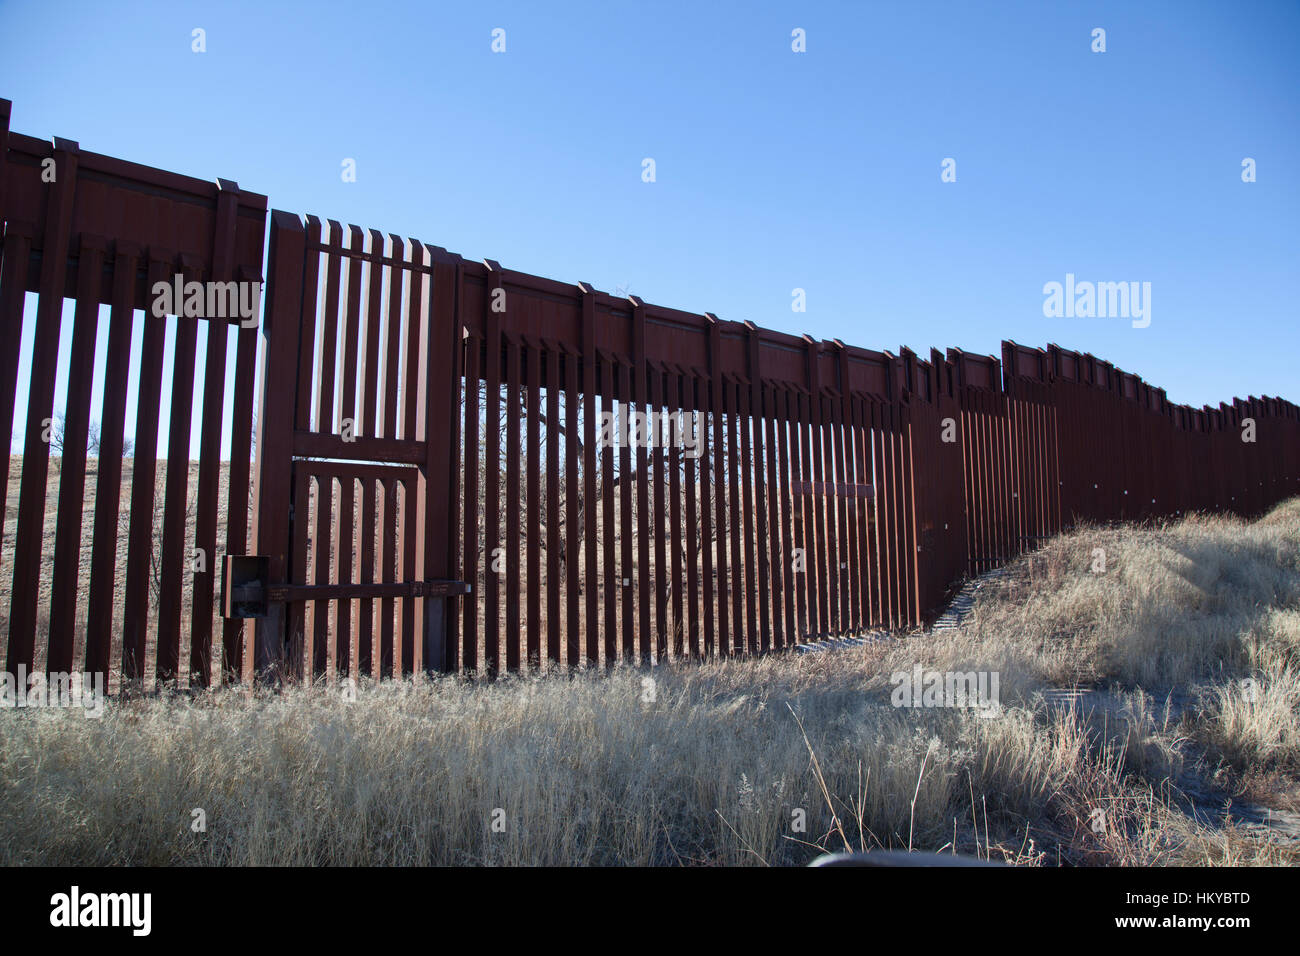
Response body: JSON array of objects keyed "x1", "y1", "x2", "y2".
[{"x1": 809, "y1": 850, "x2": 1003, "y2": 867}]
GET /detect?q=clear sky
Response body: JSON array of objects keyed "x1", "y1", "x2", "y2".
[{"x1": 1, "y1": 0, "x2": 1297, "y2": 456}]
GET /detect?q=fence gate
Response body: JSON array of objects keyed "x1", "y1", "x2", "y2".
[{"x1": 230, "y1": 212, "x2": 467, "y2": 679}]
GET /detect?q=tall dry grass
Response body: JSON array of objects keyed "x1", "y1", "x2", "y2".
[{"x1": 2, "y1": 499, "x2": 1298, "y2": 866}]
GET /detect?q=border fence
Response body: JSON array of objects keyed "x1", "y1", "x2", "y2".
[{"x1": 2, "y1": 98, "x2": 1297, "y2": 689}]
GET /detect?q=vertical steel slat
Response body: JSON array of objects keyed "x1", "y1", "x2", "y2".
[
  {"x1": 902, "y1": 406, "x2": 921, "y2": 625},
  {"x1": 252, "y1": 212, "x2": 307, "y2": 679},
  {"x1": 857, "y1": 398, "x2": 877, "y2": 628},
  {"x1": 462, "y1": 326, "x2": 480, "y2": 674},
  {"x1": 0, "y1": 98, "x2": 9, "y2": 232},
  {"x1": 986, "y1": 391, "x2": 1005, "y2": 565},
  {"x1": 1012, "y1": 393, "x2": 1027, "y2": 552},
  {"x1": 293, "y1": 217, "x2": 321, "y2": 432},
  {"x1": 312, "y1": 474, "x2": 334, "y2": 677},
  {"x1": 799, "y1": 390, "x2": 819, "y2": 636},
  {"x1": 121, "y1": 256, "x2": 173, "y2": 684},
  {"x1": 505, "y1": 334, "x2": 522, "y2": 672},
  {"x1": 881, "y1": 404, "x2": 900, "y2": 626},
  {"x1": 84, "y1": 239, "x2": 137, "y2": 685},
  {"x1": 381, "y1": 236, "x2": 405, "y2": 440},
  {"x1": 222, "y1": 267, "x2": 260, "y2": 681},
  {"x1": 977, "y1": 390, "x2": 998, "y2": 564},
  {"x1": 650, "y1": 364, "x2": 668, "y2": 660},
  {"x1": 156, "y1": 261, "x2": 200, "y2": 683},
  {"x1": 526, "y1": 337, "x2": 542, "y2": 667},
  {"x1": 823, "y1": 393, "x2": 842, "y2": 634},
  {"x1": 726, "y1": 378, "x2": 744, "y2": 654},
  {"x1": 190, "y1": 181, "x2": 241, "y2": 686},
  {"x1": 852, "y1": 393, "x2": 869, "y2": 631},
  {"x1": 6, "y1": 138, "x2": 78, "y2": 680},
  {"x1": 745, "y1": 325, "x2": 770, "y2": 653},
  {"x1": 884, "y1": 403, "x2": 903, "y2": 627},
  {"x1": 777, "y1": 387, "x2": 796, "y2": 642},
  {"x1": 284, "y1": 472, "x2": 308, "y2": 681},
  {"x1": 867, "y1": 402, "x2": 887, "y2": 624},
  {"x1": 600, "y1": 355, "x2": 617, "y2": 666},
  {"x1": 0, "y1": 224, "x2": 33, "y2": 570},
  {"x1": 760, "y1": 386, "x2": 778, "y2": 651},
  {"x1": 336, "y1": 475, "x2": 355, "y2": 676},
  {"x1": 831, "y1": 371, "x2": 850, "y2": 632},
  {"x1": 546, "y1": 342, "x2": 561, "y2": 664},
  {"x1": 402, "y1": 245, "x2": 424, "y2": 444},
  {"x1": 765, "y1": 384, "x2": 785, "y2": 647},
  {"x1": 401, "y1": 473, "x2": 418, "y2": 674},
  {"x1": 565, "y1": 344, "x2": 581, "y2": 666},
  {"x1": 806, "y1": 341, "x2": 829, "y2": 637},
  {"x1": 46, "y1": 235, "x2": 104, "y2": 675},
  {"x1": 960, "y1": 388, "x2": 977, "y2": 572},
  {"x1": 897, "y1": 402, "x2": 915, "y2": 624},
  {"x1": 791, "y1": 391, "x2": 808, "y2": 637},
  {"x1": 337, "y1": 225, "x2": 365, "y2": 438},
  {"x1": 706, "y1": 315, "x2": 727, "y2": 657},
  {"x1": 315, "y1": 220, "x2": 344, "y2": 430},
  {"x1": 360, "y1": 229, "x2": 384, "y2": 437},
  {"x1": 976, "y1": 389, "x2": 992, "y2": 570},
  {"x1": 840, "y1": 388, "x2": 860, "y2": 632},
  {"x1": 358, "y1": 477, "x2": 376, "y2": 676},
  {"x1": 580, "y1": 286, "x2": 599, "y2": 666},
  {"x1": 632, "y1": 299, "x2": 651, "y2": 664},
  {"x1": 669, "y1": 369, "x2": 685, "y2": 659},
  {"x1": 617, "y1": 360, "x2": 635, "y2": 663},
  {"x1": 483, "y1": 265, "x2": 503, "y2": 675},
  {"x1": 379, "y1": 476, "x2": 398, "y2": 678},
  {"x1": 684, "y1": 373, "x2": 701, "y2": 659},
  {"x1": 1024, "y1": 388, "x2": 1037, "y2": 545},
  {"x1": 738, "y1": 380, "x2": 757, "y2": 652}
]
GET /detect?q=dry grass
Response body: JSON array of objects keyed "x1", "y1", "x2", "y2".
[{"x1": 2, "y1": 499, "x2": 1298, "y2": 866}]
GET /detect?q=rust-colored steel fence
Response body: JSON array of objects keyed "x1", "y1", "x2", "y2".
[
  {"x1": 0, "y1": 100, "x2": 266, "y2": 689},
  {"x1": 3, "y1": 99, "x2": 1298, "y2": 688}
]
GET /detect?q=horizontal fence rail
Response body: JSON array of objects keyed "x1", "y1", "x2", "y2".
[{"x1": 2, "y1": 97, "x2": 1298, "y2": 688}]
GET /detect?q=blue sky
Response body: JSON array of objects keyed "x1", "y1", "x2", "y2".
[{"x1": 1, "y1": 0, "x2": 1297, "y2": 456}]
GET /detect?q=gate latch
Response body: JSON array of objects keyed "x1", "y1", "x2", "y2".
[{"x1": 221, "y1": 555, "x2": 471, "y2": 619}]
